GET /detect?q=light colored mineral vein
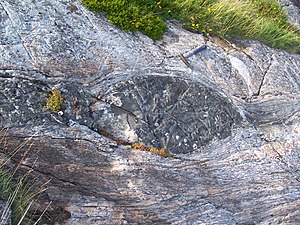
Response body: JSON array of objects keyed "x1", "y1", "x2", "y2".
[
  {"x1": 228, "y1": 55, "x2": 253, "y2": 97},
  {"x1": 0, "y1": 1, "x2": 34, "y2": 61}
]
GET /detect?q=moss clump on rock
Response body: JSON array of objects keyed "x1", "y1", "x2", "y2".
[
  {"x1": 82, "y1": 0, "x2": 169, "y2": 41},
  {"x1": 45, "y1": 89, "x2": 64, "y2": 113},
  {"x1": 131, "y1": 143, "x2": 173, "y2": 158}
]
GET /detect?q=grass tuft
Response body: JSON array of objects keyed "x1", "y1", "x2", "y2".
[
  {"x1": 82, "y1": 0, "x2": 300, "y2": 53},
  {"x1": 0, "y1": 131, "x2": 49, "y2": 225},
  {"x1": 0, "y1": 161, "x2": 36, "y2": 225}
]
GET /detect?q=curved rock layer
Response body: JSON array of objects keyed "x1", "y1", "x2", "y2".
[{"x1": 0, "y1": 0, "x2": 300, "y2": 224}]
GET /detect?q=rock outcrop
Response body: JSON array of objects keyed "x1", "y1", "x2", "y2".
[{"x1": 0, "y1": 0, "x2": 300, "y2": 224}]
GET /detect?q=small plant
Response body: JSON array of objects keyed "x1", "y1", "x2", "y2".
[
  {"x1": 0, "y1": 160, "x2": 46, "y2": 225},
  {"x1": 82, "y1": 0, "x2": 169, "y2": 40},
  {"x1": 131, "y1": 143, "x2": 172, "y2": 158},
  {"x1": 44, "y1": 89, "x2": 64, "y2": 113},
  {"x1": 0, "y1": 130, "x2": 49, "y2": 225}
]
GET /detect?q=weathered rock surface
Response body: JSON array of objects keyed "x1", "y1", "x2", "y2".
[
  {"x1": 277, "y1": 0, "x2": 300, "y2": 27},
  {"x1": 0, "y1": 0, "x2": 300, "y2": 224}
]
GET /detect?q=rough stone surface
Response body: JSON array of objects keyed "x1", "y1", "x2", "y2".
[
  {"x1": 94, "y1": 75, "x2": 242, "y2": 154},
  {"x1": 0, "y1": 0, "x2": 300, "y2": 224},
  {"x1": 277, "y1": 0, "x2": 300, "y2": 27}
]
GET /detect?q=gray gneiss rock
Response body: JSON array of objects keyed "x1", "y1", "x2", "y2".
[
  {"x1": 0, "y1": 0, "x2": 300, "y2": 224},
  {"x1": 0, "y1": 76, "x2": 48, "y2": 127},
  {"x1": 277, "y1": 0, "x2": 300, "y2": 27},
  {"x1": 96, "y1": 75, "x2": 242, "y2": 154}
]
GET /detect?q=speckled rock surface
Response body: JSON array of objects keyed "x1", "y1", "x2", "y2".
[
  {"x1": 93, "y1": 75, "x2": 242, "y2": 154},
  {"x1": 277, "y1": 0, "x2": 300, "y2": 27},
  {"x1": 0, "y1": 0, "x2": 300, "y2": 224}
]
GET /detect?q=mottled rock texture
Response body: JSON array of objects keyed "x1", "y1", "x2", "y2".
[{"x1": 0, "y1": 0, "x2": 300, "y2": 224}]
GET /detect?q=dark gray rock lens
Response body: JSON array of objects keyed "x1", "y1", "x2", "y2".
[{"x1": 99, "y1": 75, "x2": 242, "y2": 154}]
